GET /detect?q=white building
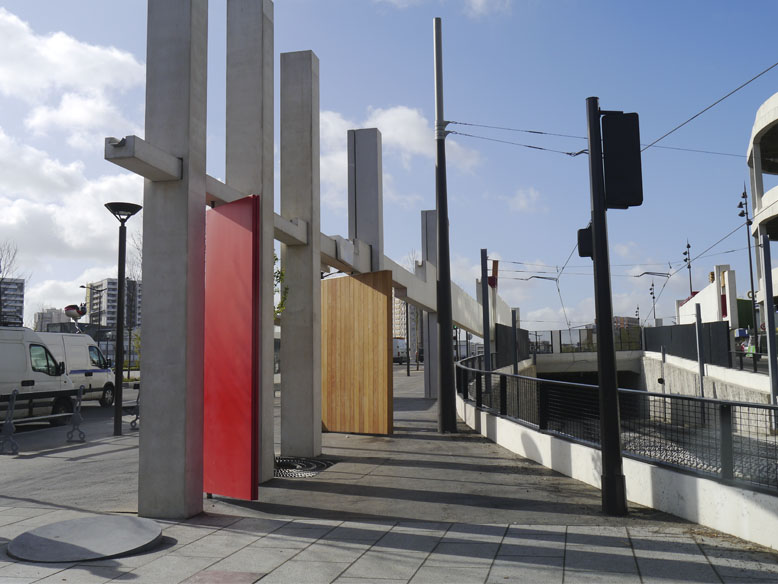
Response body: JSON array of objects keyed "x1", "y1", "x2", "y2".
[
  {"x1": 33, "y1": 307, "x2": 70, "y2": 331},
  {"x1": 391, "y1": 291, "x2": 421, "y2": 360},
  {"x1": 84, "y1": 278, "x2": 142, "y2": 329},
  {"x1": 676, "y1": 264, "x2": 739, "y2": 329},
  {"x1": 0, "y1": 277, "x2": 24, "y2": 325}
]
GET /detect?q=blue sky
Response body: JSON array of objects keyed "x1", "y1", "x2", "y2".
[{"x1": 2, "y1": 1, "x2": 777, "y2": 330}]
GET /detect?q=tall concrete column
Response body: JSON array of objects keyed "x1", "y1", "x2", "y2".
[
  {"x1": 138, "y1": 0, "x2": 208, "y2": 519},
  {"x1": 348, "y1": 129, "x2": 384, "y2": 271},
  {"x1": 225, "y1": 0, "x2": 275, "y2": 482},
  {"x1": 280, "y1": 51, "x2": 321, "y2": 457},
  {"x1": 421, "y1": 210, "x2": 439, "y2": 399}
]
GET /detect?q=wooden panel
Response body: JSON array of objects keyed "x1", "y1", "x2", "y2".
[{"x1": 321, "y1": 271, "x2": 392, "y2": 435}]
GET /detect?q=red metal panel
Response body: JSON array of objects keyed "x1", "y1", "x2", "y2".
[{"x1": 203, "y1": 195, "x2": 260, "y2": 500}]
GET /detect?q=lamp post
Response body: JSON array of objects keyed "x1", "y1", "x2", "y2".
[
  {"x1": 739, "y1": 187, "x2": 758, "y2": 349},
  {"x1": 649, "y1": 281, "x2": 657, "y2": 327},
  {"x1": 682, "y1": 241, "x2": 693, "y2": 296},
  {"x1": 105, "y1": 202, "x2": 142, "y2": 436}
]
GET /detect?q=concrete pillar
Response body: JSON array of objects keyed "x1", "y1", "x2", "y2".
[
  {"x1": 225, "y1": 0, "x2": 275, "y2": 482},
  {"x1": 348, "y1": 129, "x2": 383, "y2": 271},
  {"x1": 138, "y1": 0, "x2": 208, "y2": 519},
  {"x1": 280, "y1": 51, "x2": 321, "y2": 457},
  {"x1": 421, "y1": 210, "x2": 439, "y2": 399}
]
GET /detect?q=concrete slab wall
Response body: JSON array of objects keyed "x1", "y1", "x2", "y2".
[{"x1": 456, "y1": 393, "x2": 778, "y2": 551}]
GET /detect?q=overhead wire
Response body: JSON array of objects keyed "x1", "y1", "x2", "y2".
[{"x1": 447, "y1": 130, "x2": 587, "y2": 157}]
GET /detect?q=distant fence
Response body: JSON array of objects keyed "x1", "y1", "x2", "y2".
[
  {"x1": 456, "y1": 354, "x2": 778, "y2": 494},
  {"x1": 644, "y1": 322, "x2": 730, "y2": 368}
]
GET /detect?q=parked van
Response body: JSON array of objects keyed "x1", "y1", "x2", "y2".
[
  {"x1": 392, "y1": 337, "x2": 407, "y2": 364},
  {"x1": 37, "y1": 332, "x2": 114, "y2": 407},
  {"x1": 0, "y1": 326, "x2": 74, "y2": 424}
]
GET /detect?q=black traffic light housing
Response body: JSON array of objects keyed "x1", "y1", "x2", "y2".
[{"x1": 602, "y1": 112, "x2": 643, "y2": 209}]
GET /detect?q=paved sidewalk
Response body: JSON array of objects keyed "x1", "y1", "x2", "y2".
[{"x1": 0, "y1": 370, "x2": 777, "y2": 583}]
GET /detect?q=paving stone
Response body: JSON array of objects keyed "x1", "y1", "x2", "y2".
[
  {"x1": 443, "y1": 524, "x2": 507, "y2": 543},
  {"x1": 563, "y1": 569, "x2": 642, "y2": 583},
  {"x1": 564, "y1": 545, "x2": 638, "y2": 574},
  {"x1": 223, "y1": 517, "x2": 290, "y2": 536},
  {"x1": 0, "y1": 561, "x2": 74, "y2": 580},
  {"x1": 113, "y1": 555, "x2": 216, "y2": 583},
  {"x1": 340, "y1": 549, "x2": 429, "y2": 580},
  {"x1": 260, "y1": 560, "x2": 351, "y2": 583},
  {"x1": 424, "y1": 542, "x2": 499, "y2": 567},
  {"x1": 181, "y1": 570, "x2": 264, "y2": 583},
  {"x1": 171, "y1": 531, "x2": 260, "y2": 558},
  {"x1": 499, "y1": 525, "x2": 566, "y2": 557},
  {"x1": 487, "y1": 556, "x2": 563, "y2": 583},
  {"x1": 207, "y1": 546, "x2": 301, "y2": 574},
  {"x1": 374, "y1": 531, "x2": 441, "y2": 554},
  {"x1": 34, "y1": 564, "x2": 132, "y2": 583},
  {"x1": 292, "y1": 540, "x2": 371, "y2": 563},
  {"x1": 410, "y1": 565, "x2": 490, "y2": 583}
]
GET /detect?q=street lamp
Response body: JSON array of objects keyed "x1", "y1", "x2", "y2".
[
  {"x1": 649, "y1": 281, "x2": 656, "y2": 327},
  {"x1": 738, "y1": 186, "x2": 759, "y2": 349},
  {"x1": 682, "y1": 241, "x2": 693, "y2": 296},
  {"x1": 105, "y1": 201, "x2": 142, "y2": 437}
]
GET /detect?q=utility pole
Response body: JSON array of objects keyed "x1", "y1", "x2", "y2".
[
  {"x1": 694, "y1": 303, "x2": 705, "y2": 398},
  {"x1": 511, "y1": 308, "x2": 518, "y2": 374},
  {"x1": 433, "y1": 17, "x2": 456, "y2": 433},
  {"x1": 683, "y1": 241, "x2": 693, "y2": 296},
  {"x1": 584, "y1": 96, "x2": 628, "y2": 516},
  {"x1": 405, "y1": 301, "x2": 411, "y2": 377},
  {"x1": 761, "y1": 235, "x2": 778, "y2": 419}
]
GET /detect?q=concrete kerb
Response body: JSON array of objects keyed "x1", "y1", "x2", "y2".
[{"x1": 456, "y1": 392, "x2": 778, "y2": 550}]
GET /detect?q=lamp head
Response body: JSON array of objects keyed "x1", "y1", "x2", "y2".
[
  {"x1": 105, "y1": 202, "x2": 142, "y2": 224},
  {"x1": 738, "y1": 201, "x2": 744, "y2": 209}
]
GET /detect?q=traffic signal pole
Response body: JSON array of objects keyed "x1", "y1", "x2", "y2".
[{"x1": 586, "y1": 96, "x2": 627, "y2": 516}]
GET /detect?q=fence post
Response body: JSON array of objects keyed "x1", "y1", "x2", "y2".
[
  {"x1": 499, "y1": 375, "x2": 507, "y2": 416},
  {"x1": 475, "y1": 372, "x2": 482, "y2": 408},
  {"x1": 538, "y1": 380, "x2": 548, "y2": 431},
  {"x1": 719, "y1": 404, "x2": 734, "y2": 480}
]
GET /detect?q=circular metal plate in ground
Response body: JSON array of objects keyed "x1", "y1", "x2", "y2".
[
  {"x1": 274, "y1": 456, "x2": 335, "y2": 478},
  {"x1": 8, "y1": 516, "x2": 162, "y2": 563}
]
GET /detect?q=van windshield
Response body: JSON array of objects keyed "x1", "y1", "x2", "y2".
[{"x1": 89, "y1": 346, "x2": 108, "y2": 369}]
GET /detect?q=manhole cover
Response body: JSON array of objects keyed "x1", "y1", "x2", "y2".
[{"x1": 274, "y1": 457, "x2": 335, "y2": 478}]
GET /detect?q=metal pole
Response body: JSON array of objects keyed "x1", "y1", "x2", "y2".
[
  {"x1": 113, "y1": 222, "x2": 127, "y2": 436},
  {"x1": 434, "y1": 17, "x2": 456, "y2": 433},
  {"x1": 586, "y1": 96, "x2": 627, "y2": 516},
  {"x1": 405, "y1": 302, "x2": 410, "y2": 377},
  {"x1": 761, "y1": 235, "x2": 778, "y2": 411},
  {"x1": 744, "y1": 205, "x2": 758, "y2": 350},
  {"x1": 694, "y1": 303, "x2": 705, "y2": 398},
  {"x1": 480, "y1": 249, "x2": 492, "y2": 395},
  {"x1": 511, "y1": 308, "x2": 518, "y2": 374}
]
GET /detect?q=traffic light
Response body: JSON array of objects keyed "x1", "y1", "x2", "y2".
[{"x1": 602, "y1": 112, "x2": 643, "y2": 210}]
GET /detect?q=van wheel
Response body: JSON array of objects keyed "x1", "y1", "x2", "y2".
[
  {"x1": 99, "y1": 385, "x2": 115, "y2": 408},
  {"x1": 50, "y1": 398, "x2": 72, "y2": 427}
]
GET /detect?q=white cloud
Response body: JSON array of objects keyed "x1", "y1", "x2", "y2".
[
  {"x1": 502, "y1": 186, "x2": 547, "y2": 213},
  {"x1": 464, "y1": 0, "x2": 512, "y2": 18},
  {"x1": 0, "y1": 8, "x2": 144, "y2": 102},
  {"x1": 25, "y1": 90, "x2": 141, "y2": 151}
]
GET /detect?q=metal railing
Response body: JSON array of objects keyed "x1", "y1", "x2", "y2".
[{"x1": 456, "y1": 355, "x2": 778, "y2": 493}]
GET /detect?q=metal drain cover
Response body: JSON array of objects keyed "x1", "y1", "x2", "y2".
[{"x1": 274, "y1": 457, "x2": 335, "y2": 478}]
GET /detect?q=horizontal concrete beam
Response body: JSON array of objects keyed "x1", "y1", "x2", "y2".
[
  {"x1": 104, "y1": 135, "x2": 182, "y2": 182},
  {"x1": 452, "y1": 281, "x2": 484, "y2": 336},
  {"x1": 205, "y1": 174, "x2": 244, "y2": 205},
  {"x1": 385, "y1": 257, "x2": 436, "y2": 313},
  {"x1": 274, "y1": 215, "x2": 308, "y2": 246}
]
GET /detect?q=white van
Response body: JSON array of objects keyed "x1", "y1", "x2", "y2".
[
  {"x1": 37, "y1": 332, "x2": 114, "y2": 407},
  {"x1": 392, "y1": 337, "x2": 407, "y2": 364},
  {"x1": 0, "y1": 326, "x2": 75, "y2": 424}
]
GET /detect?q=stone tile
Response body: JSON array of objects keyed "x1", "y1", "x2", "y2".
[
  {"x1": 410, "y1": 565, "x2": 490, "y2": 583},
  {"x1": 563, "y1": 569, "x2": 642, "y2": 583},
  {"x1": 207, "y1": 546, "x2": 300, "y2": 574},
  {"x1": 162, "y1": 524, "x2": 218, "y2": 546},
  {"x1": 0, "y1": 577, "x2": 37, "y2": 584},
  {"x1": 183, "y1": 514, "x2": 242, "y2": 529},
  {"x1": 499, "y1": 525, "x2": 566, "y2": 557},
  {"x1": 340, "y1": 549, "x2": 429, "y2": 580},
  {"x1": 443, "y1": 524, "x2": 507, "y2": 543},
  {"x1": 392, "y1": 522, "x2": 450, "y2": 535},
  {"x1": 0, "y1": 561, "x2": 74, "y2": 580},
  {"x1": 252, "y1": 533, "x2": 321, "y2": 550},
  {"x1": 702, "y1": 547, "x2": 778, "y2": 582},
  {"x1": 35, "y1": 564, "x2": 132, "y2": 583},
  {"x1": 0, "y1": 508, "x2": 56, "y2": 519},
  {"x1": 630, "y1": 535, "x2": 719, "y2": 583},
  {"x1": 374, "y1": 531, "x2": 441, "y2": 554},
  {"x1": 293, "y1": 540, "x2": 371, "y2": 563},
  {"x1": 114, "y1": 555, "x2": 216, "y2": 583},
  {"x1": 564, "y1": 545, "x2": 638, "y2": 574},
  {"x1": 223, "y1": 517, "x2": 290, "y2": 536},
  {"x1": 334, "y1": 578, "x2": 407, "y2": 584},
  {"x1": 172, "y1": 532, "x2": 260, "y2": 558},
  {"x1": 487, "y1": 556, "x2": 563, "y2": 583},
  {"x1": 424, "y1": 542, "x2": 499, "y2": 567},
  {"x1": 322, "y1": 521, "x2": 392, "y2": 542},
  {"x1": 260, "y1": 560, "x2": 351, "y2": 583},
  {"x1": 181, "y1": 570, "x2": 263, "y2": 583},
  {"x1": 566, "y1": 525, "x2": 630, "y2": 547},
  {"x1": 85, "y1": 536, "x2": 179, "y2": 568}
]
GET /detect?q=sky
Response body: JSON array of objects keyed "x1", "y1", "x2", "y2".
[{"x1": 2, "y1": 0, "x2": 778, "y2": 331}]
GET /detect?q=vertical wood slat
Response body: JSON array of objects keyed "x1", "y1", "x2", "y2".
[{"x1": 321, "y1": 271, "x2": 393, "y2": 435}]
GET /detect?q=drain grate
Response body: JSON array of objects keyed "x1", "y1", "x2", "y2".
[{"x1": 274, "y1": 457, "x2": 336, "y2": 478}]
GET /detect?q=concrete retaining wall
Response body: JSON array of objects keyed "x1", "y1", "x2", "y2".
[{"x1": 456, "y1": 393, "x2": 778, "y2": 550}]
